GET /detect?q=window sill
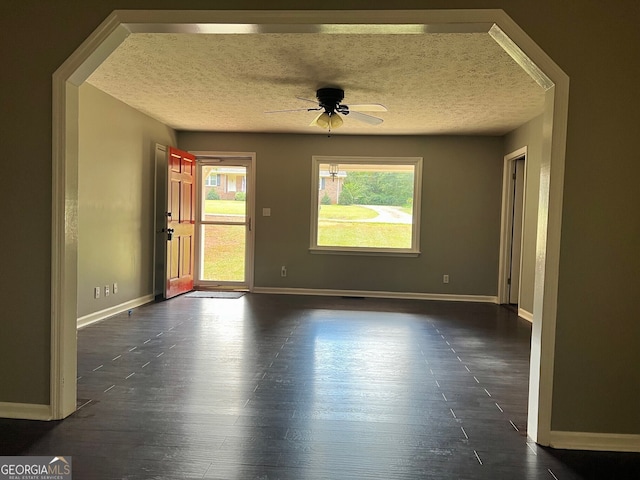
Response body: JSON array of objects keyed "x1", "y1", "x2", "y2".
[{"x1": 309, "y1": 247, "x2": 420, "y2": 257}]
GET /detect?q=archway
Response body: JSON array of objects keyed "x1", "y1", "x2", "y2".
[{"x1": 51, "y1": 9, "x2": 569, "y2": 446}]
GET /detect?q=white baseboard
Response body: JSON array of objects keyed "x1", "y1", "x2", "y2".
[
  {"x1": 252, "y1": 287, "x2": 498, "y2": 304},
  {"x1": 0, "y1": 402, "x2": 52, "y2": 420},
  {"x1": 77, "y1": 294, "x2": 155, "y2": 329},
  {"x1": 549, "y1": 430, "x2": 640, "y2": 452},
  {"x1": 518, "y1": 308, "x2": 533, "y2": 322}
]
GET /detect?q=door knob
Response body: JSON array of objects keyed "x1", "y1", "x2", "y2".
[{"x1": 166, "y1": 228, "x2": 174, "y2": 241}]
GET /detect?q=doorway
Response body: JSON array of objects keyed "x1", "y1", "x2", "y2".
[
  {"x1": 508, "y1": 155, "x2": 526, "y2": 307},
  {"x1": 498, "y1": 147, "x2": 531, "y2": 314},
  {"x1": 52, "y1": 10, "x2": 569, "y2": 447},
  {"x1": 195, "y1": 153, "x2": 255, "y2": 290}
]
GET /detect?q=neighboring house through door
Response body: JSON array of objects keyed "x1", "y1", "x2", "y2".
[{"x1": 205, "y1": 166, "x2": 247, "y2": 200}]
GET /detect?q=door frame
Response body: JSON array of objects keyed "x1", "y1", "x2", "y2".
[
  {"x1": 498, "y1": 147, "x2": 528, "y2": 306},
  {"x1": 193, "y1": 151, "x2": 256, "y2": 291},
  {"x1": 153, "y1": 144, "x2": 168, "y2": 298},
  {"x1": 51, "y1": 9, "x2": 569, "y2": 447}
]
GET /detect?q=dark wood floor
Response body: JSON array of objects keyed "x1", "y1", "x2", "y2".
[{"x1": 1, "y1": 294, "x2": 639, "y2": 479}]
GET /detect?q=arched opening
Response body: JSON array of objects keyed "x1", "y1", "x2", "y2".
[{"x1": 51, "y1": 9, "x2": 569, "y2": 446}]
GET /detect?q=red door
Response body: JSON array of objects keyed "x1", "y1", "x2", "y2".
[{"x1": 165, "y1": 147, "x2": 195, "y2": 299}]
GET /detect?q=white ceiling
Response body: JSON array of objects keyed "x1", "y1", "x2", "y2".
[{"x1": 87, "y1": 31, "x2": 545, "y2": 136}]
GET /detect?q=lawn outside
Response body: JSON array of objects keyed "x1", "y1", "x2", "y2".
[
  {"x1": 200, "y1": 203, "x2": 413, "y2": 281},
  {"x1": 317, "y1": 204, "x2": 413, "y2": 249},
  {"x1": 318, "y1": 221, "x2": 412, "y2": 248},
  {"x1": 318, "y1": 204, "x2": 378, "y2": 221},
  {"x1": 205, "y1": 199, "x2": 246, "y2": 216},
  {"x1": 201, "y1": 224, "x2": 245, "y2": 282}
]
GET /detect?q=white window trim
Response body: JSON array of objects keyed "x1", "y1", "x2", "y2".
[
  {"x1": 205, "y1": 173, "x2": 219, "y2": 186},
  {"x1": 310, "y1": 155, "x2": 422, "y2": 256}
]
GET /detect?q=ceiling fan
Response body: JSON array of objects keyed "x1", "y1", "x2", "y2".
[{"x1": 266, "y1": 87, "x2": 387, "y2": 130}]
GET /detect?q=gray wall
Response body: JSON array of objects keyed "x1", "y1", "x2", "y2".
[
  {"x1": 504, "y1": 114, "x2": 544, "y2": 314},
  {"x1": 179, "y1": 133, "x2": 503, "y2": 295},
  {"x1": 77, "y1": 84, "x2": 176, "y2": 318},
  {"x1": 0, "y1": 1, "x2": 638, "y2": 437}
]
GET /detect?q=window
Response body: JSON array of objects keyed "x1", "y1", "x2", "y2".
[
  {"x1": 311, "y1": 156, "x2": 422, "y2": 255},
  {"x1": 205, "y1": 173, "x2": 220, "y2": 186}
]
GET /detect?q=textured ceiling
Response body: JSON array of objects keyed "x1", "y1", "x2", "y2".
[{"x1": 87, "y1": 32, "x2": 545, "y2": 136}]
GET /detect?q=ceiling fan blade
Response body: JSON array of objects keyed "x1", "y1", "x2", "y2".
[
  {"x1": 347, "y1": 103, "x2": 388, "y2": 112},
  {"x1": 265, "y1": 107, "x2": 321, "y2": 114},
  {"x1": 348, "y1": 111, "x2": 384, "y2": 126},
  {"x1": 296, "y1": 96, "x2": 320, "y2": 105}
]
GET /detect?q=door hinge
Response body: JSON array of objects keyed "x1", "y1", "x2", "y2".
[
  {"x1": 507, "y1": 277, "x2": 511, "y2": 285},
  {"x1": 512, "y1": 172, "x2": 517, "y2": 180}
]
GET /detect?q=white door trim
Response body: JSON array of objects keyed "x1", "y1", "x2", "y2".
[
  {"x1": 51, "y1": 9, "x2": 569, "y2": 449},
  {"x1": 498, "y1": 146, "x2": 528, "y2": 305}
]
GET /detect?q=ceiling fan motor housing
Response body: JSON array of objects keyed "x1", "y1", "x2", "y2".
[{"x1": 316, "y1": 88, "x2": 347, "y2": 114}]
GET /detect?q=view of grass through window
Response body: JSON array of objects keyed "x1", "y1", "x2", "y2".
[
  {"x1": 316, "y1": 162, "x2": 416, "y2": 249},
  {"x1": 199, "y1": 159, "x2": 419, "y2": 282}
]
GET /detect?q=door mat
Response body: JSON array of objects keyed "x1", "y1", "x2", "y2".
[{"x1": 184, "y1": 291, "x2": 245, "y2": 299}]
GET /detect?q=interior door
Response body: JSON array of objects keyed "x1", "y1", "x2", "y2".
[
  {"x1": 165, "y1": 147, "x2": 196, "y2": 298},
  {"x1": 508, "y1": 158, "x2": 525, "y2": 305}
]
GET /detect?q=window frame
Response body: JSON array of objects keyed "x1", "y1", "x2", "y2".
[
  {"x1": 205, "y1": 173, "x2": 220, "y2": 187},
  {"x1": 310, "y1": 155, "x2": 423, "y2": 257}
]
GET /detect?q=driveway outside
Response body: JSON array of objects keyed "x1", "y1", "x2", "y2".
[{"x1": 360, "y1": 205, "x2": 412, "y2": 224}]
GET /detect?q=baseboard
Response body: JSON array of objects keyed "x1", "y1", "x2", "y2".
[
  {"x1": 518, "y1": 308, "x2": 533, "y2": 322},
  {"x1": 0, "y1": 402, "x2": 52, "y2": 420},
  {"x1": 77, "y1": 294, "x2": 155, "y2": 329},
  {"x1": 549, "y1": 430, "x2": 640, "y2": 452},
  {"x1": 252, "y1": 287, "x2": 498, "y2": 304}
]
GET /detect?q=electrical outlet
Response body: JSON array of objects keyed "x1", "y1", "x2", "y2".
[
  {"x1": 94, "y1": 287, "x2": 100, "y2": 299},
  {"x1": 113, "y1": 282, "x2": 118, "y2": 294},
  {"x1": 104, "y1": 285, "x2": 110, "y2": 297},
  {"x1": 281, "y1": 266, "x2": 287, "y2": 277},
  {"x1": 443, "y1": 274, "x2": 450, "y2": 284}
]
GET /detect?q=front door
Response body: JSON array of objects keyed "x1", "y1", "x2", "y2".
[
  {"x1": 197, "y1": 155, "x2": 254, "y2": 289},
  {"x1": 165, "y1": 147, "x2": 196, "y2": 298}
]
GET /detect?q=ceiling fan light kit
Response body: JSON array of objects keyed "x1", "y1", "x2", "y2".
[{"x1": 311, "y1": 111, "x2": 343, "y2": 130}]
